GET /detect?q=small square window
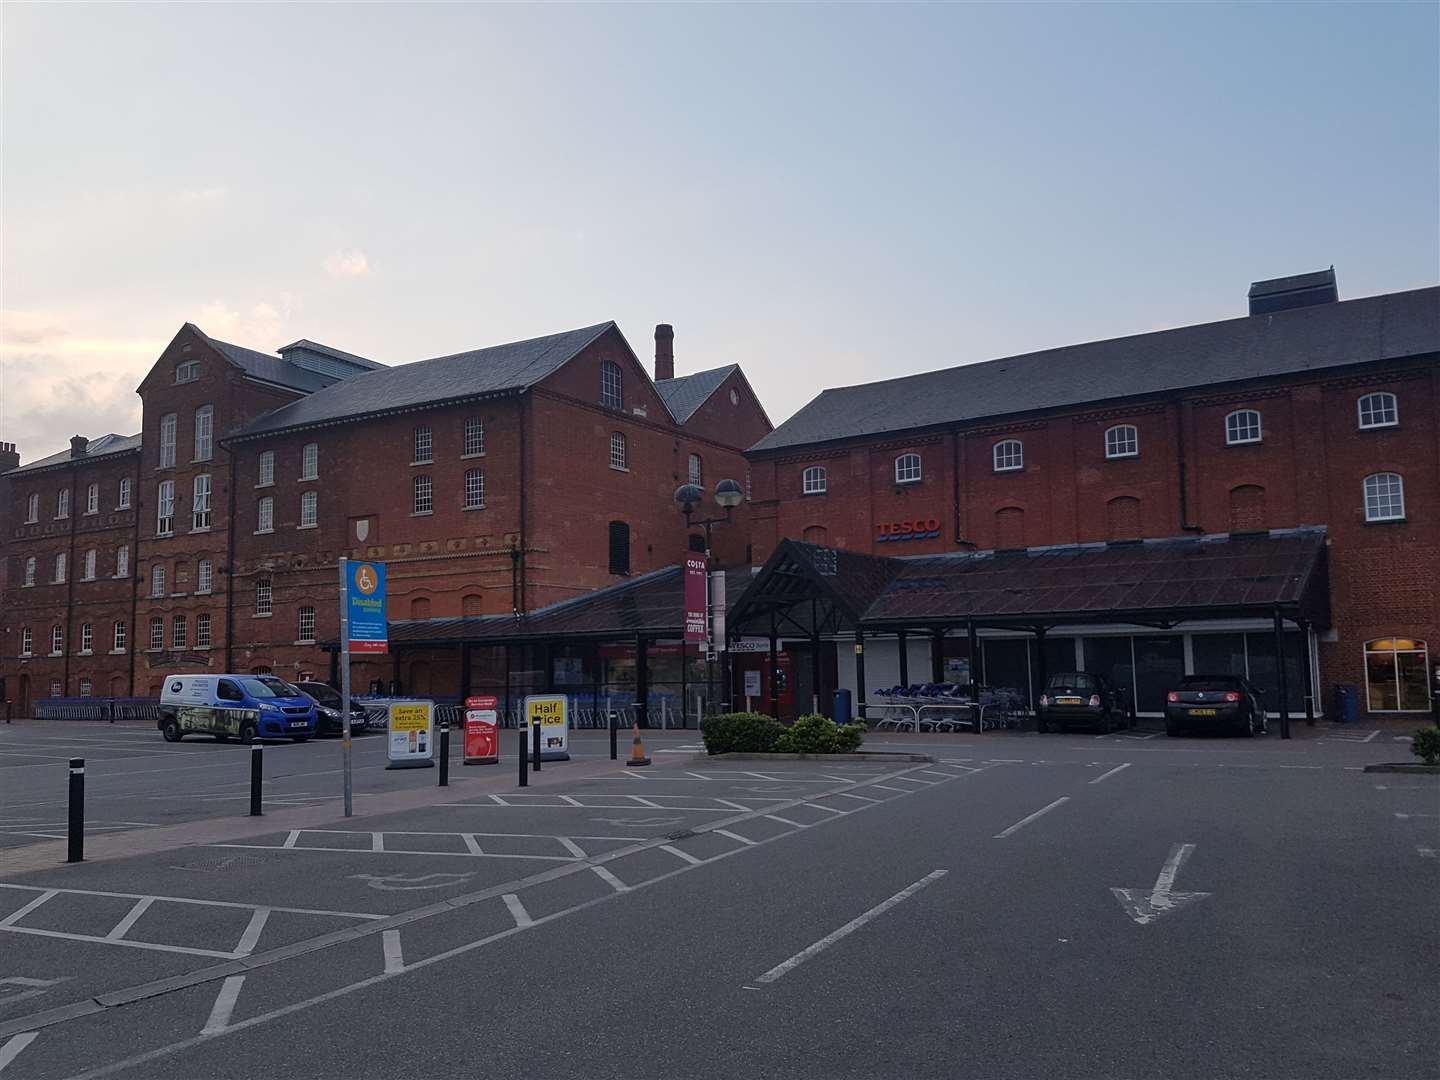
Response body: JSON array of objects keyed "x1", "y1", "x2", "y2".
[
  {"x1": 1357, "y1": 392, "x2": 1398, "y2": 430},
  {"x1": 1104, "y1": 425, "x2": 1138, "y2": 459},
  {"x1": 993, "y1": 440, "x2": 1024, "y2": 473},
  {"x1": 1226, "y1": 409, "x2": 1262, "y2": 445}
]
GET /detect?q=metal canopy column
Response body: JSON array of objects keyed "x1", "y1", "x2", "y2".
[
  {"x1": 931, "y1": 629, "x2": 945, "y2": 684},
  {"x1": 768, "y1": 613, "x2": 779, "y2": 720},
  {"x1": 1032, "y1": 626, "x2": 1048, "y2": 719},
  {"x1": 1298, "y1": 619, "x2": 1316, "y2": 726},
  {"x1": 855, "y1": 627, "x2": 867, "y2": 722},
  {"x1": 1274, "y1": 608, "x2": 1291, "y2": 740},
  {"x1": 811, "y1": 599, "x2": 822, "y2": 716},
  {"x1": 635, "y1": 635, "x2": 650, "y2": 730},
  {"x1": 967, "y1": 620, "x2": 980, "y2": 703},
  {"x1": 897, "y1": 630, "x2": 908, "y2": 689}
]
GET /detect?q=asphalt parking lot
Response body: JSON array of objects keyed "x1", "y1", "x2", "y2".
[{"x1": 0, "y1": 719, "x2": 1435, "y2": 1079}]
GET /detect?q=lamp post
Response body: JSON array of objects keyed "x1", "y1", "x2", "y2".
[{"x1": 674, "y1": 479, "x2": 743, "y2": 723}]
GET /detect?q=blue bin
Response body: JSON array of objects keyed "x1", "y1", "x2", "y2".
[
  {"x1": 1332, "y1": 684, "x2": 1359, "y2": 724},
  {"x1": 832, "y1": 688, "x2": 853, "y2": 726}
]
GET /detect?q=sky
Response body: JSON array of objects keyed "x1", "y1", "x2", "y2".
[{"x1": 2, "y1": 2, "x2": 1436, "y2": 463}]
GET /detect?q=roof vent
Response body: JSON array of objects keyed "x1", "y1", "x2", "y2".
[
  {"x1": 1247, "y1": 268, "x2": 1338, "y2": 316},
  {"x1": 276, "y1": 339, "x2": 383, "y2": 381}
]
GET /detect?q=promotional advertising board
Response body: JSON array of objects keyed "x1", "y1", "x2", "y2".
[
  {"x1": 463, "y1": 695, "x2": 499, "y2": 765},
  {"x1": 524, "y1": 694, "x2": 570, "y2": 761},
  {"x1": 386, "y1": 700, "x2": 435, "y2": 769}
]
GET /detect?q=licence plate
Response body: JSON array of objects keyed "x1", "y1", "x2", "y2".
[
  {"x1": 1057, "y1": 697, "x2": 1082, "y2": 705},
  {"x1": 1190, "y1": 708, "x2": 1217, "y2": 716},
  {"x1": 288, "y1": 720, "x2": 309, "y2": 728}
]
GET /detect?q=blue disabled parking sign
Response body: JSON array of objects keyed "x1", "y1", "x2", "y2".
[{"x1": 343, "y1": 560, "x2": 388, "y2": 654}]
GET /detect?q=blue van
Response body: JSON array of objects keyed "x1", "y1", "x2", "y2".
[{"x1": 158, "y1": 674, "x2": 318, "y2": 744}]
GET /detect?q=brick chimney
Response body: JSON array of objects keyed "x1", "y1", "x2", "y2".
[
  {"x1": 654, "y1": 324, "x2": 674, "y2": 382},
  {"x1": 70, "y1": 435, "x2": 89, "y2": 459},
  {"x1": 0, "y1": 441, "x2": 18, "y2": 473}
]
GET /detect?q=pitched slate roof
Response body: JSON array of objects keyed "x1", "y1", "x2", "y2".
[
  {"x1": 233, "y1": 322, "x2": 617, "y2": 440},
  {"x1": 194, "y1": 326, "x2": 338, "y2": 394},
  {"x1": 5, "y1": 433, "x2": 143, "y2": 476},
  {"x1": 751, "y1": 286, "x2": 1440, "y2": 453},
  {"x1": 655, "y1": 365, "x2": 738, "y2": 423},
  {"x1": 276, "y1": 339, "x2": 386, "y2": 371}
]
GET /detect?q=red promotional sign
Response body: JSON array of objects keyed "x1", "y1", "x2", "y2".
[
  {"x1": 463, "y1": 695, "x2": 499, "y2": 765},
  {"x1": 683, "y1": 556, "x2": 707, "y2": 644}
]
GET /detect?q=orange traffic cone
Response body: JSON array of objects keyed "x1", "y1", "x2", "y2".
[{"x1": 625, "y1": 722, "x2": 651, "y2": 767}]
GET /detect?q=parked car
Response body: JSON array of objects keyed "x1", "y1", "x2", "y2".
[
  {"x1": 1036, "y1": 672, "x2": 1130, "y2": 733},
  {"x1": 1165, "y1": 675, "x2": 1267, "y2": 737},
  {"x1": 158, "y1": 674, "x2": 318, "y2": 744},
  {"x1": 296, "y1": 680, "x2": 371, "y2": 736}
]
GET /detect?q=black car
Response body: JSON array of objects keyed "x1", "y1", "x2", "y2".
[
  {"x1": 1165, "y1": 675, "x2": 1267, "y2": 737},
  {"x1": 1036, "y1": 672, "x2": 1131, "y2": 733},
  {"x1": 296, "y1": 680, "x2": 371, "y2": 736}
]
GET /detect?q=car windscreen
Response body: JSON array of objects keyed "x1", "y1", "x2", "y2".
[
  {"x1": 240, "y1": 676, "x2": 301, "y2": 699},
  {"x1": 1047, "y1": 674, "x2": 1098, "y2": 691},
  {"x1": 1178, "y1": 677, "x2": 1245, "y2": 691},
  {"x1": 301, "y1": 683, "x2": 341, "y2": 707}
]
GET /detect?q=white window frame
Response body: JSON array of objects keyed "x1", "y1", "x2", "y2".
[
  {"x1": 195, "y1": 612, "x2": 212, "y2": 648},
  {"x1": 256, "y1": 496, "x2": 274, "y2": 534},
  {"x1": 159, "y1": 413, "x2": 177, "y2": 468},
  {"x1": 257, "y1": 450, "x2": 275, "y2": 487},
  {"x1": 413, "y1": 475, "x2": 433, "y2": 515},
  {"x1": 80, "y1": 622, "x2": 93, "y2": 654},
  {"x1": 299, "y1": 490, "x2": 318, "y2": 528},
  {"x1": 1225, "y1": 409, "x2": 1262, "y2": 446},
  {"x1": 413, "y1": 425, "x2": 433, "y2": 465},
  {"x1": 149, "y1": 617, "x2": 164, "y2": 651},
  {"x1": 601, "y1": 361, "x2": 623, "y2": 409},
  {"x1": 23, "y1": 557, "x2": 35, "y2": 587},
  {"x1": 464, "y1": 468, "x2": 485, "y2": 511},
  {"x1": 53, "y1": 552, "x2": 66, "y2": 584},
  {"x1": 21, "y1": 627, "x2": 33, "y2": 657},
  {"x1": 51, "y1": 625, "x2": 64, "y2": 655},
  {"x1": 688, "y1": 453, "x2": 702, "y2": 486},
  {"x1": 297, "y1": 606, "x2": 316, "y2": 645},
  {"x1": 118, "y1": 477, "x2": 132, "y2": 509},
  {"x1": 175, "y1": 360, "x2": 200, "y2": 384},
  {"x1": 150, "y1": 564, "x2": 166, "y2": 598},
  {"x1": 894, "y1": 453, "x2": 922, "y2": 484},
  {"x1": 1363, "y1": 472, "x2": 1405, "y2": 522},
  {"x1": 255, "y1": 578, "x2": 273, "y2": 616},
  {"x1": 192, "y1": 474, "x2": 212, "y2": 531},
  {"x1": 85, "y1": 482, "x2": 99, "y2": 515},
  {"x1": 609, "y1": 432, "x2": 627, "y2": 471},
  {"x1": 993, "y1": 439, "x2": 1024, "y2": 473},
  {"x1": 25, "y1": 493, "x2": 39, "y2": 523},
  {"x1": 1104, "y1": 424, "x2": 1139, "y2": 460},
  {"x1": 78, "y1": 678, "x2": 92, "y2": 698},
  {"x1": 463, "y1": 417, "x2": 485, "y2": 458},
  {"x1": 197, "y1": 558, "x2": 212, "y2": 594},
  {"x1": 115, "y1": 545, "x2": 129, "y2": 578},
  {"x1": 802, "y1": 466, "x2": 827, "y2": 495},
  {"x1": 172, "y1": 615, "x2": 187, "y2": 650},
  {"x1": 112, "y1": 620, "x2": 126, "y2": 653},
  {"x1": 1357, "y1": 392, "x2": 1398, "y2": 430},
  {"x1": 156, "y1": 480, "x2": 175, "y2": 536},
  {"x1": 56, "y1": 487, "x2": 69, "y2": 519},
  {"x1": 82, "y1": 549, "x2": 96, "y2": 581},
  {"x1": 193, "y1": 404, "x2": 214, "y2": 462},
  {"x1": 301, "y1": 442, "x2": 319, "y2": 480}
]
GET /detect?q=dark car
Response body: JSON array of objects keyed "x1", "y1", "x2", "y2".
[
  {"x1": 1165, "y1": 675, "x2": 1267, "y2": 737},
  {"x1": 1037, "y1": 672, "x2": 1130, "y2": 733},
  {"x1": 296, "y1": 680, "x2": 371, "y2": 736}
]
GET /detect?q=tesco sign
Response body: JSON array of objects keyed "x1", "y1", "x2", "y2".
[{"x1": 875, "y1": 516, "x2": 942, "y2": 543}]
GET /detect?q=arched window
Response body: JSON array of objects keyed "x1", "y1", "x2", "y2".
[
  {"x1": 1225, "y1": 409, "x2": 1262, "y2": 445},
  {"x1": 116, "y1": 545, "x2": 129, "y2": 578},
  {"x1": 608, "y1": 521, "x2": 631, "y2": 574},
  {"x1": 996, "y1": 507, "x2": 1025, "y2": 549},
  {"x1": 25, "y1": 492, "x2": 38, "y2": 522},
  {"x1": 150, "y1": 564, "x2": 166, "y2": 598},
  {"x1": 413, "y1": 425, "x2": 433, "y2": 464},
  {"x1": 85, "y1": 483, "x2": 99, "y2": 515},
  {"x1": 256, "y1": 495, "x2": 274, "y2": 533},
  {"x1": 993, "y1": 440, "x2": 1023, "y2": 473},
  {"x1": 1106, "y1": 496, "x2": 1141, "y2": 541},
  {"x1": 299, "y1": 490, "x2": 318, "y2": 528},
  {"x1": 257, "y1": 451, "x2": 275, "y2": 487},
  {"x1": 194, "y1": 405, "x2": 214, "y2": 462},
  {"x1": 1363, "y1": 473, "x2": 1404, "y2": 522},
  {"x1": 1364, "y1": 638, "x2": 1431, "y2": 712},
  {"x1": 609, "y1": 432, "x2": 627, "y2": 471},
  {"x1": 688, "y1": 453, "x2": 702, "y2": 486},
  {"x1": 195, "y1": 613, "x2": 212, "y2": 648},
  {"x1": 894, "y1": 453, "x2": 922, "y2": 484},
  {"x1": 53, "y1": 553, "x2": 66, "y2": 583},
  {"x1": 600, "y1": 361, "x2": 623, "y2": 409},
  {"x1": 802, "y1": 525, "x2": 828, "y2": 544},
  {"x1": 1104, "y1": 424, "x2": 1138, "y2": 459},
  {"x1": 82, "y1": 549, "x2": 97, "y2": 580},
  {"x1": 56, "y1": 487, "x2": 70, "y2": 519},
  {"x1": 301, "y1": 442, "x2": 319, "y2": 480},
  {"x1": 410, "y1": 597, "x2": 431, "y2": 619},
  {"x1": 197, "y1": 558, "x2": 212, "y2": 593},
  {"x1": 1357, "y1": 392, "x2": 1398, "y2": 430},
  {"x1": 117, "y1": 477, "x2": 131, "y2": 509},
  {"x1": 192, "y1": 474, "x2": 212, "y2": 530},
  {"x1": 462, "y1": 594, "x2": 484, "y2": 617},
  {"x1": 1228, "y1": 485, "x2": 1267, "y2": 532},
  {"x1": 802, "y1": 466, "x2": 827, "y2": 495},
  {"x1": 172, "y1": 615, "x2": 188, "y2": 649},
  {"x1": 23, "y1": 557, "x2": 35, "y2": 587}
]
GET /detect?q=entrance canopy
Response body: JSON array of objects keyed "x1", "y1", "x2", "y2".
[{"x1": 729, "y1": 528, "x2": 1331, "y2": 636}]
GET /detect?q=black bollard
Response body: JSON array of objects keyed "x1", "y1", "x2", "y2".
[
  {"x1": 518, "y1": 725, "x2": 528, "y2": 787},
  {"x1": 68, "y1": 758, "x2": 85, "y2": 863},
  {"x1": 609, "y1": 711, "x2": 618, "y2": 761},
  {"x1": 438, "y1": 720, "x2": 450, "y2": 787},
  {"x1": 250, "y1": 744, "x2": 263, "y2": 816},
  {"x1": 532, "y1": 723, "x2": 541, "y2": 772}
]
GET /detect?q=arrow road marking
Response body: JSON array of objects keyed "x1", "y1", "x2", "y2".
[{"x1": 1111, "y1": 843, "x2": 1211, "y2": 925}]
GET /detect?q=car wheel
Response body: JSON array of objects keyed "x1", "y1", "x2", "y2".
[
  {"x1": 1240, "y1": 711, "x2": 1255, "y2": 738},
  {"x1": 239, "y1": 720, "x2": 258, "y2": 745},
  {"x1": 161, "y1": 718, "x2": 182, "y2": 743}
]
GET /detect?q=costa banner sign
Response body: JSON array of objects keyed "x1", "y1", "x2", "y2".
[
  {"x1": 683, "y1": 556, "x2": 707, "y2": 643},
  {"x1": 876, "y1": 516, "x2": 943, "y2": 543}
]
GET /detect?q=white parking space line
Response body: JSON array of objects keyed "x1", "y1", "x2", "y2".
[
  {"x1": 1089, "y1": 762, "x2": 1132, "y2": 785},
  {"x1": 712, "y1": 799, "x2": 755, "y2": 811},
  {"x1": 764, "y1": 814, "x2": 807, "y2": 828},
  {"x1": 714, "y1": 828, "x2": 757, "y2": 846},
  {"x1": 660, "y1": 844, "x2": 703, "y2": 865},
  {"x1": 750, "y1": 870, "x2": 948, "y2": 986},
  {"x1": 558, "y1": 796, "x2": 583, "y2": 807},
  {"x1": 833, "y1": 792, "x2": 882, "y2": 803},
  {"x1": 556, "y1": 837, "x2": 586, "y2": 858},
  {"x1": 803, "y1": 803, "x2": 847, "y2": 815},
  {"x1": 993, "y1": 797, "x2": 1071, "y2": 839},
  {"x1": 1418, "y1": 847, "x2": 1437, "y2": 859},
  {"x1": 867, "y1": 784, "x2": 910, "y2": 793},
  {"x1": 1396, "y1": 812, "x2": 1440, "y2": 820},
  {"x1": 214, "y1": 843, "x2": 576, "y2": 862},
  {"x1": 625, "y1": 796, "x2": 665, "y2": 808},
  {"x1": 2, "y1": 926, "x2": 239, "y2": 960},
  {"x1": 105, "y1": 897, "x2": 155, "y2": 941},
  {"x1": 371, "y1": 833, "x2": 385, "y2": 852},
  {"x1": 282, "y1": 831, "x2": 301, "y2": 849},
  {"x1": 382, "y1": 931, "x2": 404, "y2": 974},
  {"x1": 0, "y1": 1032, "x2": 39, "y2": 1074},
  {"x1": 200, "y1": 976, "x2": 245, "y2": 1036},
  {"x1": 461, "y1": 834, "x2": 484, "y2": 856},
  {"x1": 0, "y1": 883, "x2": 383, "y2": 921},
  {"x1": 503, "y1": 894, "x2": 532, "y2": 927},
  {"x1": 591, "y1": 865, "x2": 630, "y2": 893},
  {"x1": 235, "y1": 908, "x2": 271, "y2": 956},
  {"x1": 0, "y1": 890, "x2": 57, "y2": 927}
]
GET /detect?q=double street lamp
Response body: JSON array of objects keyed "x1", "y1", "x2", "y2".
[{"x1": 674, "y1": 478, "x2": 743, "y2": 719}]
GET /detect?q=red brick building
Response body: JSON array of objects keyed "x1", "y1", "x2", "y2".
[
  {"x1": 746, "y1": 272, "x2": 1438, "y2": 720},
  {"x1": 1, "y1": 320, "x2": 769, "y2": 708}
]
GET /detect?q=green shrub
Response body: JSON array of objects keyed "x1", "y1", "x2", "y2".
[
  {"x1": 774, "y1": 713, "x2": 867, "y2": 755},
  {"x1": 701, "y1": 712, "x2": 784, "y2": 755},
  {"x1": 1411, "y1": 727, "x2": 1440, "y2": 767}
]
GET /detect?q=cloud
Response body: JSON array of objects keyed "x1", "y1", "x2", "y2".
[
  {"x1": 323, "y1": 249, "x2": 370, "y2": 278},
  {"x1": 178, "y1": 186, "x2": 228, "y2": 205}
]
